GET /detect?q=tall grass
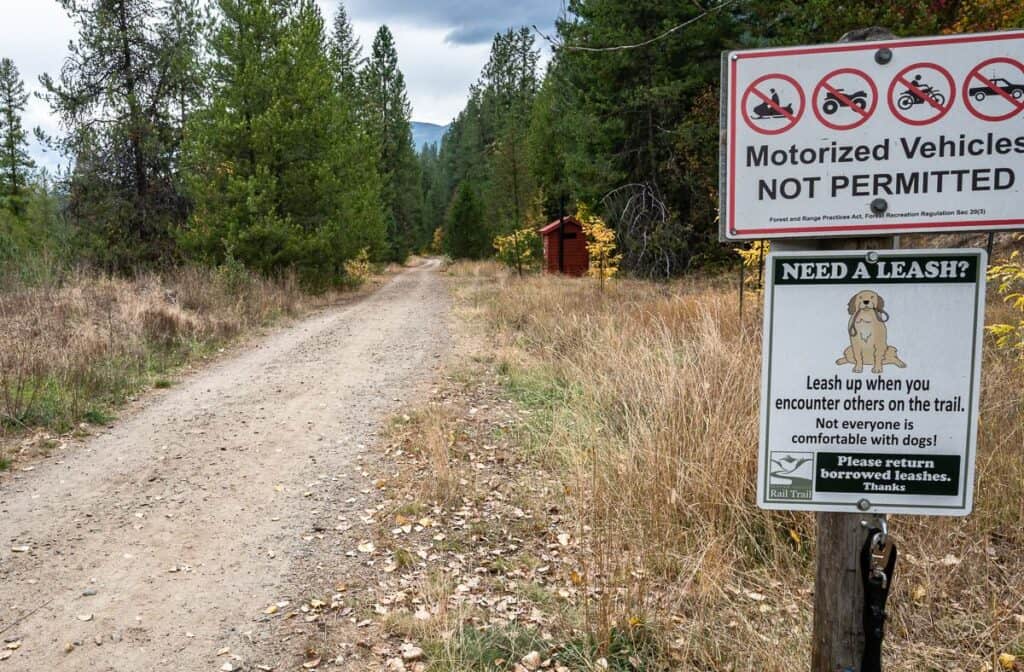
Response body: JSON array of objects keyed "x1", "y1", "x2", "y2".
[
  {"x1": 454, "y1": 262, "x2": 1024, "y2": 670},
  {"x1": 0, "y1": 265, "x2": 346, "y2": 455}
]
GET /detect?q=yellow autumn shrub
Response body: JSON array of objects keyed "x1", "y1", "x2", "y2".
[
  {"x1": 577, "y1": 203, "x2": 621, "y2": 289},
  {"x1": 987, "y1": 238, "x2": 1024, "y2": 358},
  {"x1": 736, "y1": 240, "x2": 770, "y2": 290},
  {"x1": 493, "y1": 227, "x2": 539, "y2": 277}
]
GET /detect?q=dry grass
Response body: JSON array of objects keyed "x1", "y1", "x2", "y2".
[
  {"x1": 446, "y1": 261, "x2": 1024, "y2": 671},
  {"x1": 0, "y1": 265, "x2": 362, "y2": 465}
]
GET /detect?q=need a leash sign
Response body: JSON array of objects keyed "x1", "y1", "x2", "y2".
[
  {"x1": 757, "y1": 249, "x2": 986, "y2": 515},
  {"x1": 720, "y1": 30, "x2": 1024, "y2": 240}
]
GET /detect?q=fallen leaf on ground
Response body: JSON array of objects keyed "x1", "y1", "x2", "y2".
[{"x1": 521, "y1": 651, "x2": 541, "y2": 670}]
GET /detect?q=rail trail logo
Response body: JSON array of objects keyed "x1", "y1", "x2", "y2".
[
  {"x1": 962, "y1": 57, "x2": 1024, "y2": 122},
  {"x1": 769, "y1": 452, "x2": 813, "y2": 500},
  {"x1": 835, "y1": 290, "x2": 908, "y2": 374}
]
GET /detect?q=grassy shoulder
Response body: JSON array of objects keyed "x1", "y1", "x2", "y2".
[
  {"x1": 369, "y1": 261, "x2": 1023, "y2": 672},
  {"x1": 0, "y1": 261, "x2": 388, "y2": 470}
]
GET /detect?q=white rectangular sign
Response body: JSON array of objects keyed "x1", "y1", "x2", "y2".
[
  {"x1": 721, "y1": 31, "x2": 1024, "y2": 240},
  {"x1": 758, "y1": 249, "x2": 986, "y2": 515}
]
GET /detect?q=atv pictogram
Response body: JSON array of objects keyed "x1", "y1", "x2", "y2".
[{"x1": 821, "y1": 88, "x2": 869, "y2": 114}]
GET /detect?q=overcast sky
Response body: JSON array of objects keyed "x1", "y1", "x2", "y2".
[{"x1": 0, "y1": 0, "x2": 560, "y2": 168}]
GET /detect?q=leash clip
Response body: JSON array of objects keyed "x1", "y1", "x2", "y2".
[{"x1": 860, "y1": 517, "x2": 897, "y2": 672}]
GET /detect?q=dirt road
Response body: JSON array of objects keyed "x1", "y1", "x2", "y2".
[{"x1": 0, "y1": 260, "x2": 449, "y2": 671}]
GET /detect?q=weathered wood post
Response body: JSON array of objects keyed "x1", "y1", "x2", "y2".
[
  {"x1": 772, "y1": 234, "x2": 892, "y2": 670},
  {"x1": 779, "y1": 27, "x2": 897, "y2": 672}
]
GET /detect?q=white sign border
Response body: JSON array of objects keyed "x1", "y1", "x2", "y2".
[
  {"x1": 756, "y1": 248, "x2": 987, "y2": 516},
  {"x1": 719, "y1": 30, "x2": 1024, "y2": 241}
]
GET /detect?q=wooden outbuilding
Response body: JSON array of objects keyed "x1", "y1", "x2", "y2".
[{"x1": 539, "y1": 216, "x2": 589, "y2": 276}]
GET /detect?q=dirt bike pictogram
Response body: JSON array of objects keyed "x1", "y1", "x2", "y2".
[{"x1": 897, "y1": 74, "x2": 946, "y2": 110}]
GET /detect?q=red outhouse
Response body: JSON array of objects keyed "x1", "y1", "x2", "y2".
[{"x1": 539, "y1": 216, "x2": 589, "y2": 276}]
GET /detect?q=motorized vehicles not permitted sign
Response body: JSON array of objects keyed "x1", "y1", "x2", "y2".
[{"x1": 720, "y1": 31, "x2": 1024, "y2": 240}]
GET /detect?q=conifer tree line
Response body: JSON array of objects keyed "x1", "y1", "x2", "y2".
[
  {"x1": 1, "y1": 0, "x2": 424, "y2": 286},
  {"x1": 4, "y1": 0, "x2": 1021, "y2": 283},
  {"x1": 422, "y1": 0, "x2": 1021, "y2": 278}
]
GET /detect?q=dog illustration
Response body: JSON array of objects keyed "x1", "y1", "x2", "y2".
[{"x1": 835, "y1": 290, "x2": 907, "y2": 374}]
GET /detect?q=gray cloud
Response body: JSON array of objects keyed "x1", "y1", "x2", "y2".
[{"x1": 343, "y1": 0, "x2": 560, "y2": 44}]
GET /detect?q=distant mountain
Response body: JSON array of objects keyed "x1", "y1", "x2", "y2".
[{"x1": 411, "y1": 122, "x2": 448, "y2": 152}]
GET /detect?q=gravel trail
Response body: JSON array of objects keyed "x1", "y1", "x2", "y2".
[{"x1": 0, "y1": 259, "x2": 449, "y2": 671}]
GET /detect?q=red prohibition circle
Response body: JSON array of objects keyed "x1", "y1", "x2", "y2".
[
  {"x1": 887, "y1": 62, "x2": 956, "y2": 126},
  {"x1": 812, "y1": 67, "x2": 878, "y2": 131},
  {"x1": 741, "y1": 73, "x2": 806, "y2": 135},
  {"x1": 962, "y1": 57, "x2": 1024, "y2": 122}
]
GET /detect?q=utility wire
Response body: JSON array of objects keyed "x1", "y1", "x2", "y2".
[{"x1": 533, "y1": 0, "x2": 742, "y2": 53}]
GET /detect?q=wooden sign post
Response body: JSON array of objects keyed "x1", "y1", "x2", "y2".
[
  {"x1": 774, "y1": 233, "x2": 893, "y2": 671},
  {"x1": 748, "y1": 27, "x2": 899, "y2": 662},
  {"x1": 790, "y1": 30, "x2": 895, "y2": 671}
]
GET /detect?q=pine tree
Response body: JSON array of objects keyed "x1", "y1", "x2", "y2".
[
  {"x1": 0, "y1": 58, "x2": 33, "y2": 215},
  {"x1": 40, "y1": 0, "x2": 201, "y2": 268},
  {"x1": 329, "y1": 2, "x2": 362, "y2": 95},
  {"x1": 157, "y1": 0, "x2": 208, "y2": 145},
  {"x1": 324, "y1": 1, "x2": 388, "y2": 264},
  {"x1": 418, "y1": 141, "x2": 447, "y2": 246},
  {"x1": 443, "y1": 182, "x2": 488, "y2": 260},
  {"x1": 182, "y1": 0, "x2": 385, "y2": 285},
  {"x1": 361, "y1": 25, "x2": 421, "y2": 261},
  {"x1": 425, "y1": 29, "x2": 540, "y2": 244},
  {"x1": 528, "y1": 64, "x2": 574, "y2": 220},
  {"x1": 481, "y1": 29, "x2": 540, "y2": 234}
]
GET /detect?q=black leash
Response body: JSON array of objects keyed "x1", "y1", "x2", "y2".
[{"x1": 860, "y1": 522, "x2": 897, "y2": 672}]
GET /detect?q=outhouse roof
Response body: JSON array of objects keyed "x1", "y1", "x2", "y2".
[{"x1": 538, "y1": 216, "x2": 582, "y2": 235}]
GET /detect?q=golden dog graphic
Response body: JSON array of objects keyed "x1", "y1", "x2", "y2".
[{"x1": 835, "y1": 290, "x2": 907, "y2": 374}]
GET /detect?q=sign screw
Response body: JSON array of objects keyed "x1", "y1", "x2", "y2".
[
  {"x1": 874, "y1": 48, "x2": 892, "y2": 65},
  {"x1": 857, "y1": 499, "x2": 872, "y2": 512},
  {"x1": 870, "y1": 198, "x2": 888, "y2": 215}
]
